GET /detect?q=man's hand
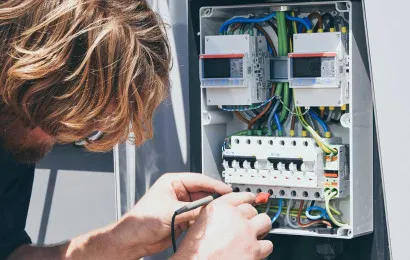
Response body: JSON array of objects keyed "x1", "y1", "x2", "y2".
[
  {"x1": 171, "y1": 192, "x2": 273, "y2": 260},
  {"x1": 115, "y1": 172, "x2": 232, "y2": 256}
]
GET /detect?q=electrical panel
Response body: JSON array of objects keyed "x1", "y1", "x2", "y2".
[{"x1": 200, "y1": 1, "x2": 372, "y2": 239}]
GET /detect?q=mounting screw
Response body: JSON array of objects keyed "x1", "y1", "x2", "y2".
[
  {"x1": 296, "y1": 101, "x2": 300, "y2": 104},
  {"x1": 338, "y1": 101, "x2": 341, "y2": 104},
  {"x1": 294, "y1": 36, "x2": 298, "y2": 40},
  {"x1": 337, "y1": 34, "x2": 341, "y2": 38},
  {"x1": 245, "y1": 36, "x2": 248, "y2": 40}
]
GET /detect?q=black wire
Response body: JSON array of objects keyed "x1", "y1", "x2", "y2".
[
  {"x1": 322, "y1": 12, "x2": 335, "y2": 32},
  {"x1": 265, "y1": 20, "x2": 278, "y2": 36},
  {"x1": 171, "y1": 211, "x2": 178, "y2": 253}
]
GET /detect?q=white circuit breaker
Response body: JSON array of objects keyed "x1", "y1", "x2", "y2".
[{"x1": 199, "y1": 1, "x2": 372, "y2": 239}]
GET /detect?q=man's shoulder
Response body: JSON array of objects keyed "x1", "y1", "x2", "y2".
[
  {"x1": 0, "y1": 145, "x2": 35, "y2": 195},
  {"x1": 0, "y1": 144, "x2": 35, "y2": 258}
]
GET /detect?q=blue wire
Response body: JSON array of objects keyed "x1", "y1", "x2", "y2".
[
  {"x1": 306, "y1": 206, "x2": 328, "y2": 220},
  {"x1": 267, "y1": 43, "x2": 273, "y2": 55},
  {"x1": 220, "y1": 13, "x2": 312, "y2": 34},
  {"x1": 309, "y1": 111, "x2": 329, "y2": 132},
  {"x1": 267, "y1": 100, "x2": 280, "y2": 133},
  {"x1": 219, "y1": 12, "x2": 277, "y2": 34},
  {"x1": 271, "y1": 198, "x2": 283, "y2": 223},
  {"x1": 285, "y1": 14, "x2": 312, "y2": 30},
  {"x1": 274, "y1": 113, "x2": 282, "y2": 134},
  {"x1": 298, "y1": 23, "x2": 304, "y2": 33}
]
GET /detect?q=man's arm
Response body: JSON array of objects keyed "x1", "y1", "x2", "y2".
[
  {"x1": 8, "y1": 221, "x2": 145, "y2": 260},
  {"x1": 7, "y1": 173, "x2": 234, "y2": 259}
]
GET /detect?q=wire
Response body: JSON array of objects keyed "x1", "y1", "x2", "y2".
[
  {"x1": 286, "y1": 200, "x2": 301, "y2": 229},
  {"x1": 285, "y1": 14, "x2": 312, "y2": 30},
  {"x1": 274, "y1": 113, "x2": 282, "y2": 136},
  {"x1": 298, "y1": 23, "x2": 304, "y2": 33},
  {"x1": 325, "y1": 190, "x2": 348, "y2": 227},
  {"x1": 305, "y1": 205, "x2": 328, "y2": 220},
  {"x1": 322, "y1": 13, "x2": 335, "y2": 32},
  {"x1": 248, "y1": 84, "x2": 276, "y2": 129},
  {"x1": 219, "y1": 12, "x2": 277, "y2": 33},
  {"x1": 305, "y1": 111, "x2": 317, "y2": 131},
  {"x1": 254, "y1": 23, "x2": 277, "y2": 56},
  {"x1": 171, "y1": 211, "x2": 177, "y2": 252},
  {"x1": 267, "y1": 100, "x2": 281, "y2": 134},
  {"x1": 265, "y1": 198, "x2": 272, "y2": 214},
  {"x1": 221, "y1": 95, "x2": 277, "y2": 112},
  {"x1": 297, "y1": 200, "x2": 332, "y2": 228},
  {"x1": 220, "y1": 12, "x2": 312, "y2": 34},
  {"x1": 293, "y1": 94, "x2": 337, "y2": 154},
  {"x1": 228, "y1": 23, "x2": 242, "y2": 34},
  {"x1": 271, "y1": 199, "x2": 283, "y2": 223},
  {"x1": 309, "y1": 110, "x2": 330, "y2": 133},
  {"x1": 234, "y1": 111, "x2": 251, "y2": 124},
  {"x1": 326, "y1": 110, "x2": 333, "y2": 123},
  {"x1": 266, "y1": 20, "x2": 278, "y2": 36},
  {"x1": 308, "y1": 12, "x2": 323, "y2": 32}
]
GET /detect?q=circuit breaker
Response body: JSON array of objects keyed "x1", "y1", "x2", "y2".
[{"x1": 199, "y1": 1, "x2": 372, "y2": 239}]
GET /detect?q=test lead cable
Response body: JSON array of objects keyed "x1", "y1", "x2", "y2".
[{"x1": 171, "y1": 193, "x2": 221, "y2": 253}]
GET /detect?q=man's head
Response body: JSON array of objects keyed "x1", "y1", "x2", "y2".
[{"x1": 0, "y1": 0, "x2": 171, "y2": 163}]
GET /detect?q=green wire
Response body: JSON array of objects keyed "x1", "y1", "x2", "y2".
[{"x1": 277, "y1": 11, "x2": 289, "y2": 123}]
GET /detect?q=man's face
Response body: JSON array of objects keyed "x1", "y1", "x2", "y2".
[{"x1": 0, "y1": 115, "x2": 55, "y2": 164}]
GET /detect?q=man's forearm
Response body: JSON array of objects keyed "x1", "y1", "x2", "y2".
[{"x1": 7, "y1": 223, "x2": 145, "y2": 260}]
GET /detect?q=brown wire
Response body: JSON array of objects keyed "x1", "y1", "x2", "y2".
[
  {"x1": 230, "y1": 23, "x2": 242, "y2": 33},
  {"x1": 308, "y1": 12, "x2": 323, "y2": 32},
  {"x1": 254, "y1": 24, "x2": 277, "y2": 56},
  {"x1": 297, "y1": 200, "x2": 332, "y2": 228},
  {"x1": 234, "y1": 111, "x2": 251, "y2": 124},
  {"x1": 247, "y1": 83, "x2": 276, "y2": 130},
  {"x1": 290, "y1": 114, "x2": 296, "y2": 131}
]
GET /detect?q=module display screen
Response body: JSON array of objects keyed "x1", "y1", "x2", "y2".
[
  {"x1": 203, "y1": 58, "x2": 231, "y2": 78},
  {"x1": 292, "y1": 57, "x2": 322, "y2": 78}
]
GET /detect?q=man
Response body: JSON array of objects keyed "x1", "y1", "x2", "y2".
[{"x1": 0, "y1": 0, "x2": 273, "y2": 259}]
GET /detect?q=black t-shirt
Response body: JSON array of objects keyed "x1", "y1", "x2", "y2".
[{"x1": 0, "y1": 143, "x2": 34, "y2": 259}]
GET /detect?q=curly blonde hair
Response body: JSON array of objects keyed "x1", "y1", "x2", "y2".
[{"x1": 0, "y1": 0, "x2": 171, "y2": 151}]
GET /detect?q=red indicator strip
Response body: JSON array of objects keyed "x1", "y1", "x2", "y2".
[
  {"x1": 288, "y1": 52, "x2": 337, "y2": 58},
  {"x1": 200, "y1": 54, "x2": 245, "y2": 59}
]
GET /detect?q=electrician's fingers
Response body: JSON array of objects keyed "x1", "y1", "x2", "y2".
[
  {"x1": 250, "y1": 213, "x2": 272, "y2": 236},
  {"x1": 256, "y1": 240, "x2": 274, "y2": 259},
  {"x1": 237, "y1": 203, "x2": 258, "y2": 219}
]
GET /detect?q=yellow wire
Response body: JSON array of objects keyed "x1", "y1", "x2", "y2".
[
  {"x1": 329, "y1": 205, "x2": 341, "y2": 216},
  {"x1": 325, "y1": 190, "x2": 348, "y2": 227}
]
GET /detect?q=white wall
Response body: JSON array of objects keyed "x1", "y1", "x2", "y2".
[{"x1": 28, "y1": 145, "x2": 116, "y2": 244}]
